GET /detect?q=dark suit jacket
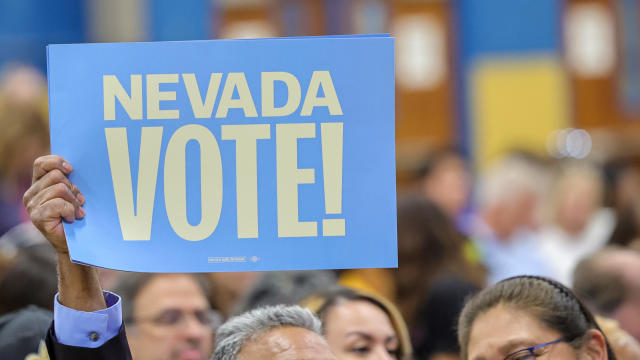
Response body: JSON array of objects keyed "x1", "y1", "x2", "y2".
[{"x1": 45, "y1": 322, "x2": 132, "y2": 360}]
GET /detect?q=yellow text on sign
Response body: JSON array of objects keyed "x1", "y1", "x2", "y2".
[
  {"x1": 103, "y1": 71, "x2": 343, "y2": 120},
  {"x1": 104, "y1": 123, "x2": 346, "y2": 241}
]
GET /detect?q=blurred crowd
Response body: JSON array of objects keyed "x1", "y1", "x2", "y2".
[{"x1": 1, "y1": 63, "x2": 640, "y2": 360}]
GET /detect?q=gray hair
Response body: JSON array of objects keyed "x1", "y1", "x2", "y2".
[
  {"x1": 212, "y1": 304, "x2": 323, "y2": 360},
  {"x1": 477, "y1": 154, "x2": 547, "y2": 210}
]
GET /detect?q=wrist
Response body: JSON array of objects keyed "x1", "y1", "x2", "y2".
[{"x1": 57, "y1": 255, "x2": 106, "y2": 311}]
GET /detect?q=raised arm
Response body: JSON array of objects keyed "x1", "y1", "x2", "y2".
[
  {"x1": 24, "y1": 155, "x2": 131, "y2": 359},
  {"x1": 23, "y1": 155, "x2": 105, "y2": 311}
]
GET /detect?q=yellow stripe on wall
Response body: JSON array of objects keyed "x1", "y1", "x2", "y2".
[{"x1": 471, "y1": 57, "x2": 569, "y2": 169}]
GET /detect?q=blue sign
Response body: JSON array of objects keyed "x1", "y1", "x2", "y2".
[{"x1": 47, "y1": 35, "x2": 397, "y2": 272}]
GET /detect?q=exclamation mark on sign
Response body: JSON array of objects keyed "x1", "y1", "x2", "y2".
[{"x1": 321, "y1": 122, "x2": 345, "y2": 236}]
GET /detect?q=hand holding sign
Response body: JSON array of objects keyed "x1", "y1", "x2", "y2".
[
  {"x1": 23, "y1": 155, "x2": 107, "y2": 312},
  {"x1": 23, "y1": 155, "x2": 85, "y2": 254},
  {"x1": 47, "y1": 35, "x2": 396, "y2": 272}
]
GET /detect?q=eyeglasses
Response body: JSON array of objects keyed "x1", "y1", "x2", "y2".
[
  {"x1": 127, "y1": 308, "x2": 223, "y2": 331},
  {"x1": 503, "y1": 338, "x2": 566, "y2": 360}
]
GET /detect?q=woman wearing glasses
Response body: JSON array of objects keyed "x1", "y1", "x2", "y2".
[{"x1": 457, "y1": 276, "x2": 616, "y2": 360}]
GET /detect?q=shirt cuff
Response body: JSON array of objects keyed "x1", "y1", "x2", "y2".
[{"x1": 54, "y1": 291, "x2": 122, "y2": 348}]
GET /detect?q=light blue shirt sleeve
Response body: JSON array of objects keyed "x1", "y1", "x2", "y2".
[{"x1": 53, "y1": 291, "x2": 122, "y2": 348}]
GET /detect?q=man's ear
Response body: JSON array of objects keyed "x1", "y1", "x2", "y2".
[{"x1": 582, "y1": 329, "x2": 608, "y2": 360}]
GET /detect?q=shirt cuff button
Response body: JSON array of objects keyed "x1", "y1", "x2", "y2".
[{"x1": 89, "y1": 331, "x2": 100, "y2": 342}]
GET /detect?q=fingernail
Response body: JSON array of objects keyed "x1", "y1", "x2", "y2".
[
  {"x1": 77, "y1": 193, "x2": 85, "y2": 204},
  {"x1": 79, "y1": 208, "x2": 86, "y2": 217},
  {"x1": 62, "y1": 162, "x2": 72, "y2": 172}
]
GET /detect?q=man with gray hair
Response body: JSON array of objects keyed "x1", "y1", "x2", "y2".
[
  {"x1": 471, "y1": 153, "x2": 552, "y2": 284},
  {"x1": 213, "y1": 304, "x2": 336, "y2": 360}
]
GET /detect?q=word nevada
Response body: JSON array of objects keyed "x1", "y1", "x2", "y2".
[{"x1": 103, "y1": 71, "x2": 343, "y2": 120}]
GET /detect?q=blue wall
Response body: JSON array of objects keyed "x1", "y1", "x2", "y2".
[
  {"x1": 148, "y1": 0, "x2": 213, "y2": 41},
  {"x1": 0, "y1": 0, "x2": 85, "y2": 72}
]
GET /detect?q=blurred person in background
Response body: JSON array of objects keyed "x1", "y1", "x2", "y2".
[
  {"x1": 608, "y1": 200, "x2": 640, "y2": 252},
  {"x1": 339, "y1": 195, "x2": 484, "y2": 308},
  {"x1": 394, "y1": 197, "x2": 482, "y2": 360},
  {"x1": 112, "y1": 273, "x2": 219, "y2": 360},
  {"x1": 458, "y1": 276, "x2": 616, "y2": 360},
  {"x1": 0, "y1": 65, "x2": 47, "y2": 105},
  {"x1": 339, "y1": 149, "x2": 474, "y2": 303},
  {"x1": 538, "y1": 162, "x2": 615, "y2": 285},
  {"x1": 0, "y1": 223, "x2": 56, "y2": 359},
  {"x1": 412, "y1": 276, "x2": 480, "y2": 360},
  {"x1": 573, "y1": 247, "x2": 640, "y2": 342},
  {"x1": 603, "y1": 158, "x2": 640, "y2": 217},
  {"x1": 417, "y1": 148, "x2": 471, "y2": 223},
  {"x1": 471, "y1": 154, "x2": 552, "y2": 284},
  {"x1": 0, "y1": 223, "x2": 55, "y2": 314},
  {"x1": 0, "y1": 243, "x2": 57, "y2": 315},
  {"x1": 0, "y1": 222, "x2": 48, "y2": 257},
  {"x1": 0, "y1": 65, "x2": 49, "y2": 236},
  {"x1": 303, "y1": 287, "x2": 413, "y2": 360},
  {"x1": 207, "y1": 272, "x2": 261, "y2": 319},
  {"x1": 233, "y1": 270, "x2": 337, "y2": 316},
  {"x1": 0, "y1": 305, "x2": 52, "y2": 359},
  {"x1": 0, "y1": 103, "x2": 50, "y2": 236}
]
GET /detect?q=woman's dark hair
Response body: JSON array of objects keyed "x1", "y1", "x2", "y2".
[
  {"x1": 304, "y1": 287, "x2": 413, "y2": 360},
  {"x1": 397, "y1": 196, "x2": 466, "y2": 267},
  {"x1": 395, "y1": 197, "x2": 484, "y2": 324},
  {"x1": 457, "y1": 276, "x2": 616, "y2": 360},
  {"x1": 608, "y1": 202, "x2": 640, "y2": 247},
  {"x1": 395, "y1": 197, "x2": 475, "y2": 287},
  {"x1": 314, "y1": 287, "x2": 390, "y2": 322}
]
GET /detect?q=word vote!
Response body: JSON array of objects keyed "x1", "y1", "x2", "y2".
[{"x1": 103, "y1": 71, "x2": 345, "y2": 242}]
